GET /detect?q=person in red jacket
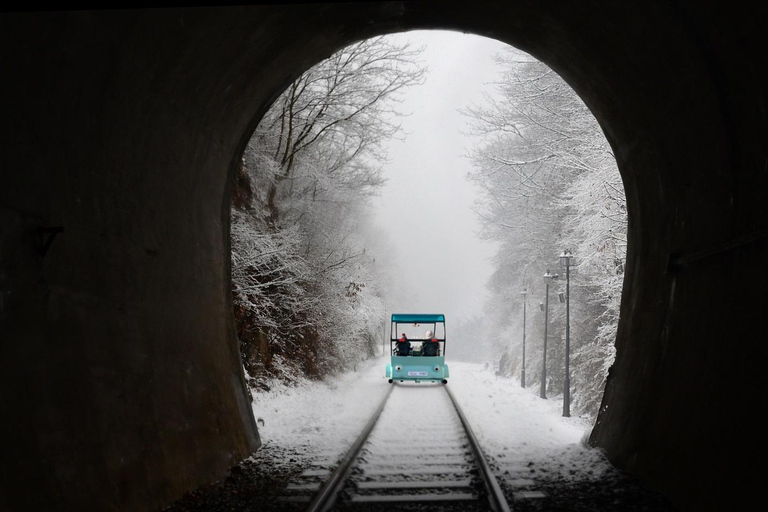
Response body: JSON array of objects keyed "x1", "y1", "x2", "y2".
[{"x1": 396, "y1": 333, "x2": 411, "y2": 356}]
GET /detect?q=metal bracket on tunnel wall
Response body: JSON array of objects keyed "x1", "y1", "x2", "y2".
[
  {"x1": 666, "y1": 228, "x2": 768, "y2": 273},
  {"x1": 38, "y1": 226, "x2": 63, "y2": 257}
]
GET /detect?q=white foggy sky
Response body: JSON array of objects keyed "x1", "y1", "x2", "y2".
[{"x1": 370, "y1": 31, "x2": 512, "y2": 325}]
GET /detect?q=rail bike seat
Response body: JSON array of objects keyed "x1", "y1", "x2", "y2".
[{"x1": 422, "y1": 342, "x2": 439, "y2": 357}]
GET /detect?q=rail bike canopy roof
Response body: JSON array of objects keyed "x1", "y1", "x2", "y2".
[{"x1": 391, "y1": 314, "x2": 445, "y2": 323}]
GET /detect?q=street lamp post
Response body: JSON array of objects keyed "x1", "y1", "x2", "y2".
[
  {"x1": 541, "y1": 269, "x2": 559, "y2": 399},
  {"x1": 520, "y1": 288, "x2": 527, "y2": 388},
  {"x1": 559, "y1": 250, "x2": 573, "y2": 417}
]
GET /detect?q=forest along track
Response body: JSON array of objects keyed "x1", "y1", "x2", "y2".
[{"x1": 279, "y1": 382, "x2": 511, "y2": 512}]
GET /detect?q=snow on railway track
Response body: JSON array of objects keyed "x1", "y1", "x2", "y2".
[
  {"x1": 342, "y1": 383, "x2": 482, "y2": 509},
  {"x1": 279, "y1": 382, "x2": 510, "y2": 511}
]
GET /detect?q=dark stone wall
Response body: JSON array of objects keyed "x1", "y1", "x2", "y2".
[
  {"x1": 0, "y1": 3, "x2": 766, "y2": 511},
  {"x1": 0, "y1": 9, "x2": 268, "y2": 512}
]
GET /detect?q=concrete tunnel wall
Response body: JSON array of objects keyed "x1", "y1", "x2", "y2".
[{"x1": 0, "y1": 3, "x2": 766, "y2": 511}]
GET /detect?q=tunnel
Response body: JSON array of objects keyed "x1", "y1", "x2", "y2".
[{"x1": 1, "y1": 3, "x2": 766, "y2": 511}]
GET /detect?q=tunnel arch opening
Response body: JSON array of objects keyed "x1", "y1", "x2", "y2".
[{"x1": 231, "y1": 28, "x2": 628, "y2": 428}]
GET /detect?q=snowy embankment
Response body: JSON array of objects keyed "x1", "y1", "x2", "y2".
[
  {"x1": 251, "y1": 357, "x2": 612, "y2": 486},
  {"x1": 447, "y1": 361, "x2": 612, "y2": 485},
  {"x1": 250, "y1": 356, "x2": 390, "y2": 469}
]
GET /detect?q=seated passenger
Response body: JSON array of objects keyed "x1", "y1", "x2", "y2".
[
  {"x1": 396, "y1": 333, "x2": 411, "y2": 356},
  {"x1": 422, "y1": 330, "x2": 440, "y2": 357}
]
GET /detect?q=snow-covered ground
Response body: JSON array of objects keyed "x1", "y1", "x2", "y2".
[
  {"x1": 251, "y1": 356, "x2": 391, "y2": 470},
  {"x1": 447, "y1": 361, "x2": 613, "y2": 488},
  {"x1": 251, "y1": 356, "x2": 611, "y2": 487},
  {"x1": 166, "y1": 357, "x2": 676, "y2": 512}
]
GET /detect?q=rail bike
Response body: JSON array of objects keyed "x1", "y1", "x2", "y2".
[{"x1": 386, "y1": 313, "x2": 450, "y2": 384}]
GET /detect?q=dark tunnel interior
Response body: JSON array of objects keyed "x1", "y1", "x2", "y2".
[{"x1": 1, "y1": 3, "x2": 767, "y2": 511}]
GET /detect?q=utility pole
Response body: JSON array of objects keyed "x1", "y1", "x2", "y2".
[
  {"x1": 541, "y1": 270, "x2": 559, "y2": 399},
  {"x1": 559, "y1": 251, "x2": 573, "y2": 417},
  {"x1": 521, "y1": 288, "x2": 527, "y2": 388},
  {"x1": 383, "y1": 318, "x2": 387, "y2": 356}
]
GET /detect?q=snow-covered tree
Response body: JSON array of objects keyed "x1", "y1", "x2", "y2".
[
  {"x1": 231, "y1": 36, "x2": 424, "y2": 387},
  {"x1": 463, "y1": 49, "x2": 627, "y2": 419}
]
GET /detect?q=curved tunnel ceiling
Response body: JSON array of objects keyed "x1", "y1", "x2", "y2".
[{"x1": 0, "y1": 3, "x2": 766, "y2": 512}]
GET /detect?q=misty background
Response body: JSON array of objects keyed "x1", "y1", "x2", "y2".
[{"x1": 372, "y1": 31, "x2": 507, "y2": 325}]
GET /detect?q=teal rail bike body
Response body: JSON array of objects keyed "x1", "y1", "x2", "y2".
[{"x1": 386, "y1": 355, "x2": 450, "y2": 383}]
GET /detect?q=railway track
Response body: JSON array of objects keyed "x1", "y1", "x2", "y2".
[{"x1": 279, "y1": 382, "x2": 511, "y2": 512}]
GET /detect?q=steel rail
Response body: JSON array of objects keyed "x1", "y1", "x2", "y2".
[
  {"x1": 305, "y1": 384, "x2": 395, "y2": 512},
  {"x1": 444, "y1": 385, "x2": 512, "y2": 512}
]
